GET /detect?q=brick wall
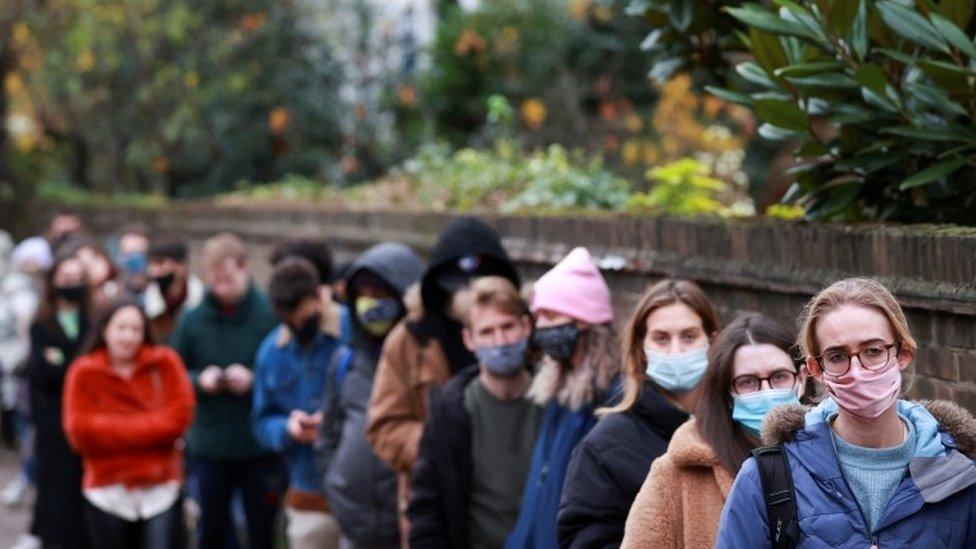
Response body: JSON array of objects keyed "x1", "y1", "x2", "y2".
[{"x1": 75, "y1": 204, "x2": 976, "y2": 412}]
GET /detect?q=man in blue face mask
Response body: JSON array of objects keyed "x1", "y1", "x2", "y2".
[{"x1": 408, "y1": 276, "x2": 542, "y2": 549}]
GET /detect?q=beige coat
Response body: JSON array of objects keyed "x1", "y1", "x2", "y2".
[{"x1": 621, "y1": 418, "x2": 734, "y2": 549}]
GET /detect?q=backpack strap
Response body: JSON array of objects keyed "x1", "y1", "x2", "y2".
[
  {"x1": 752, "y1": 445, "x2": 799, "y2": 549},
  {"x1": 332, "y1": 345, "x2": 355, "y2": 391}
]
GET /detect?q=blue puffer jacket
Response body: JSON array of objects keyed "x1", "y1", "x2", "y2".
[{"x1": 717, "y1": 398, "x2": 976, "y2": 548}]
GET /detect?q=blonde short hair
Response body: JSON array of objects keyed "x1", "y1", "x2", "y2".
[
  {"x1": 201, "y1": 232, "x2": 248, "y2": 269},
  {"x1": 463, "y1": 276, "x2": 527, "y2": 326},
  {"x1": 798, "y1": 277, "x2": 917, "y2": 359}
]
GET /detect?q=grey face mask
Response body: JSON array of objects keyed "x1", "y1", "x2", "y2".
[{"x1": 475, "y1": 338, "x2": 529, "y2": 376}]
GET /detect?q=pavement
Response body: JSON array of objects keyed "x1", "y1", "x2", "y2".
[{"x1": 0, "y1": 449, "x2": 31, "y2": 548}]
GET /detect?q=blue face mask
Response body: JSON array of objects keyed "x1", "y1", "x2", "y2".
[
  {"x1": 121, "y1": 252, "x2": 148, "y2": 275},
  {"x1": 475, "y1": 338, "x2": 529, "y2": 377},
  {"x1": 731, "y1": 388, "x2": 800, "y2": 436},
  {"x1": 645, "y1": 345, "x2": 709, "y2": 393}
]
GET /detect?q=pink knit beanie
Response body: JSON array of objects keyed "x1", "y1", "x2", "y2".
[{"x1": 530, "y1": 247, "x2": 613, "y2": 325}]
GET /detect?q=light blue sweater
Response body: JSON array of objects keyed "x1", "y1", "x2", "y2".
[{"x1": 831, "y1": 415, "x2": 917, "y2": 531}]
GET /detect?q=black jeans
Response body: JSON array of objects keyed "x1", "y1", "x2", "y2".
[
  {"x1": 85, "y1": 498, "x2": 186, "y2": 549},
  {"x1": 193, "y1": 455, "x2": 287, "y2": 549}
]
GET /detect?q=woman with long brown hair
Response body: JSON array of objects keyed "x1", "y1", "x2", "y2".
[
  {"x1": 558, "y1": 279, "x2": 719, "y2": 547},
  {"x1": 27, "y1": 252, "x2": 92, "y2": 548},
  {"x1": 622, "y1": 313, "x2": 808, "y2": 548}
]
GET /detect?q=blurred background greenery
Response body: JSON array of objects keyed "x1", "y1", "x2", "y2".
[{"x1": 2, "y1": 0, "x2": 974, "y2": 227}]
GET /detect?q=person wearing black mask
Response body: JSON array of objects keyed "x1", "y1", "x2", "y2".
[
  {"x1": 146, "y1": 237, "x2": 204, "y2": 342},
  {"x1": 365, "y1": 216, "x2": 520, "y2": 548},
  {"x1": 252, "y1": 257, "x2": 345, "y2": 549},
  {"x1": 27, "y1": 253, "x2": 91, "y2": 548}
]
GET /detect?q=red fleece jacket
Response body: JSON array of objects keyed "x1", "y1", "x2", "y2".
[{"x1": 63, "y1": 345, "x2": 195, "y2": 489}]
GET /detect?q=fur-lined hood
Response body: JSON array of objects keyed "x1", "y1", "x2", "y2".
[
  {"x1": 527, "y1": 326, "x2": 619, "y2": 411},
  {"x1": 761, "y1": 398, "x2": 976, "y2": 458}
]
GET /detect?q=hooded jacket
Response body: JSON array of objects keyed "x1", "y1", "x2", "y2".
[
  {"x1": 717, "y1": 398, "x2": 976, "y2": 548},
  {"x1": 620, "y1": 418, "x2": 734, "y2": 549},
  {"x1": 366, "y1": 218, "x2": 519, "y2": 543},
  {"x1": 558, "y1": 382, "x2": 689, "y2": 548},
  {"x1": 320, "y1": 242, "x2": 424, "y2": 547}
]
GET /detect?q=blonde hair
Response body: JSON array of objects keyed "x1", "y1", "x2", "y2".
[
  {"x1": 597, "y1": 279, "x2": 719, "y2": 417},
  {"x1": 798, "y1": 277, "x2": 917, "y2": 359},
  {"x1": 464, "y1": 276, "x2": 527, "y2": 326},
  {"x1": 201, "y1": 232, "x2": 248, "y2": 269}
]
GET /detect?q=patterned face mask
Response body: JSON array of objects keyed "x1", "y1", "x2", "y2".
[
  {"x1": 356, "y1": 296, "x2": 403, "y2": 338},
  {"x1": 475, "y1": 338, "x2": 529, "y2": 376},
  {"x1": 533, "y1": 323, "x2": 582, "y2": 362}
]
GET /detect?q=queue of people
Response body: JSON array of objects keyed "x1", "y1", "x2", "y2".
[{"x1": 1, "y1": 208, "x2": 976, "y2": 549}]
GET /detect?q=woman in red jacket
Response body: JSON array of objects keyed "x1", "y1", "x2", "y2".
[{"x1": 63, "y1": 300, "x2": 195, "y2": 549}]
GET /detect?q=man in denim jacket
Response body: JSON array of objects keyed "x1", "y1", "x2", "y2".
[{"x1": 252, "y1": 256, "x2": 344, "y2": 549}]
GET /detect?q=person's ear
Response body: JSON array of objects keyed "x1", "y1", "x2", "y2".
[
  {"x1": 463, "y1": 327, "x2": 475, "y2": 353},
  {"x1": 897, "y1": 345, "x2": 914, "y2": 372},
  {"x1": 806, "y1": 356, "x2": 823, "y2": 379}
]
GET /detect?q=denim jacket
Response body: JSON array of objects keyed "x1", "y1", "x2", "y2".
[{"x1": 252, "y1": 324, "x2": 341, "y2": 493}]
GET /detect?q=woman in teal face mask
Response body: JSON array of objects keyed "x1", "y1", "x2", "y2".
[
  {"x1": 621, "y1": 313, "x2": 808, "y2": 548},
  {"x1": 559, "y1": 278, "x2": 720, "y2": 548}
]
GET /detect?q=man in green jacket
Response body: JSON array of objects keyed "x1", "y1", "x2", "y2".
[{"x1": 169, "y1": 232, "x2": 283, "y2": 549}]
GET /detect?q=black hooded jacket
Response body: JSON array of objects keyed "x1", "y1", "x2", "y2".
[
  {"x1": 557, "y1": 382, "x2": 690, "y2": 548},
  {"x1": 318, "y1": 242, "x2": 424, "y2": 547},
  {"x1": 409, "y1": 216, "x2": 520, "y2": 374}
]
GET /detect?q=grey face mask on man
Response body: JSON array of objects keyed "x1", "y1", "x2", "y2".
[{"x1": 475, "y1": 338, "x2": 529, "y2": 376}]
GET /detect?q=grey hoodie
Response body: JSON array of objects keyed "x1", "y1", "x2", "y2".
[{"x1": 317, "y1": 242, "x2": 424, "y2": 547}]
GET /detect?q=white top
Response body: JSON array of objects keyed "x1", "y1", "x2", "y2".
[{"x1": 84, "y1": 481, "x2": 181, "y2": 521}]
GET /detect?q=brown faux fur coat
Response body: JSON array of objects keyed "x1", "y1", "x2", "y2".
[{"x1": 620, "y1": 418, "x2": 734, "y2": 549}]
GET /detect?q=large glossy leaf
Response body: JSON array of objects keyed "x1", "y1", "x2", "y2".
[
  {"x1": 774, "y1": 61, "x2": 845, "y2": 77},
  {"x1": 736, "y1": 61, "x2": 780, "y2": 88},
  {"x1": 904, "y1": 81, "x2": 969, "y2": 116},
  {"x1": 750, "y1": 28, "x2": 790, "y2": 73},
  {"x1": 755, "y1": 97, "x2": 808, "y2": 131},
  {"x1": 704, "y1": 85, "x2": 755, "y2": 106},
  {"x1": 785, "y1": 72, "x2": 859, "y2": 88},
  {"x1": 899, "y1": 156, "x2": 969, "y2": 188},
  {"x1": 725, "y1": 4, "x2": 822, "y2": 42},
  {"x1": 669, "y1": 0, "x2": 695, "y2": 32},
  {"x1": 853, "y1": 63, "x2": 888, "y2": 96},
  {"x1": 929, "y1": 13, "x2": 976, "y2": 60},
  {"x1": 876, "y1": 1, "x2": 951, "y2": 54}
]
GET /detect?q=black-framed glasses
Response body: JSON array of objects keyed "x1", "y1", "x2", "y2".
[
  {"x1": 731, "y1": 370, "x2": 797, "y2": 395},
  {"x1": 816, "y1": 342, "x2": 899, "y2": 377}
]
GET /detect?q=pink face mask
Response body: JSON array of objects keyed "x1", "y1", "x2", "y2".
[{"x1": 822, "y1": 356, "x2": 902, "y2": 419}]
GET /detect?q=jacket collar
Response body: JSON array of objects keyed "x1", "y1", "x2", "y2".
[
  {"x1": 668, "y1": 419, "x2": 735, "y2": 497},
  {"x1": 632, "y1": 383, "x2": 689, "y2": 443},
  {"x1": 762, "y1": 398, "x2": 976, "y2": 514},
  {"x1": 202, "y1": 281, "x2": 257, "y2": 322}
]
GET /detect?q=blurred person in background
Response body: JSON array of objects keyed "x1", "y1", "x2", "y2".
[
  {"x1": 64, "y1": 301, "x2": 195, "y2": 549},
  {"x1": 169, "y1": 232, "x2": 283, "y2": 549},
  {"x1": 27, "y1": 252, "x2": 92, "y2": 549},
  {"x1": 145, "y1": 237, "x2": 203, "y2": 342}
]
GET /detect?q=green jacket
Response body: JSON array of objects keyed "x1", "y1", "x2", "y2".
[{"x1": 169, "y1": 282, "x2": 277, "y2": 460}]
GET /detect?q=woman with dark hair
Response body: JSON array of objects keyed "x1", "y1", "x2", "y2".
[
  {"x1": 27, "y1": 253, "x2": 92, "y2": 548},
  {"x1": 621, "y1": 313, "x2": 808, "y2": 548},
  {"x1": 558, "y1": 279, "x2": 720, "y2": 547},
  {"x1": 62, "y1": 238, "x2": 121, "y2": 311},
  {"x1": 63, "y1": 300, "x2": 195, "y2": 549}
]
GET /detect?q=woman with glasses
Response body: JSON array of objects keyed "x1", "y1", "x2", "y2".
[
  {"x1": 621, "y1": 313, "x2": 808, "y2": 548},
  {"x1": 717, "y1": 278, "x2": 976, "y2": 548},
  {"x1": 558, "y1": 279, "x2": 719, "y2": 547}
]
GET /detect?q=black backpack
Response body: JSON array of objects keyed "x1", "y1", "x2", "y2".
[{"x1": 752, "y1": 445, "x2": 800, "y2": 549}]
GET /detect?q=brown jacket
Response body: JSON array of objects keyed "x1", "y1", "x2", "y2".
[
  {"x1": 621, "y1": 418, "x2": 734, "y2": 549},
  {"x1": 365, "y1": 317, "x2": 449, "y2": 545}
]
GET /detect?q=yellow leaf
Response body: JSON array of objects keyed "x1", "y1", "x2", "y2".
[{"x1": 521, "y1": 98, "x2": 547, "y2": 130}]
